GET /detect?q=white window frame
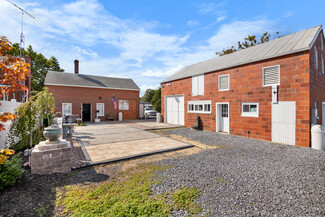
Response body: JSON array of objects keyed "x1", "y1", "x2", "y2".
[
  {"x1": 118, "y1": 100, "x2": 129, "y2": 110},
  {"x1": 62, "y1": 103, "x2": 72, "y2": 116},
  {"x1": 188, "y1": 100, "x2": 211, "y2": 114},
  {"x1": 192, "y1": 75, "x2": 204, "y2": 96},
  {"x1": 262, "y1": 65, "x2": 280, "y2": 87},
  {"x1": 218, "y1": 74, "x2": 230, "y2": 91},
  {"x1": 96, "y1": 103, "x2": 105, "y2": 116},
  {"x1": 241, "y1": 102, "x2": 259, "y2": 117},
  {"x1": 314, "y1": 47, "x2": 318, "y2": 70},
  {"x1": 321, "y1": 53, "x2": 324, "y2": 75}
]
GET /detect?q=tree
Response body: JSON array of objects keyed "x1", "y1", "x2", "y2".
[
  {"x1": 140, "y1": 89, "x2": 155, "y2": 103},
  {"x1": 217, "y1": 32, "x2": 280, "y2": 56},
  {"x1": 150, "y1": 88, "x2": 161, "y2": 113},
  {"x1": 0, "y1": 36, "x2": 29, "y2": 163},
  {"x1": 7, "y1": 43, "x2": 64, "y2": 91}
]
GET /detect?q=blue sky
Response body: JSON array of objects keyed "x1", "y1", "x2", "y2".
[{"x1": 1, "y1": 0, "x2": 324, "y2": 95}]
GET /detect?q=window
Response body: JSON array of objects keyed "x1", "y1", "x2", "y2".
[
  {"x1": 321, "y1": 36, "x2": 324, "y2": 51},
  {"x1": 314, "y1": 47, "x2": 318, "y2": 70},
  {"x1": 218, "y1": 74, "x2": 229, "y2": 91},
  {"x1": 188, "y1": 100, "x2": 211, "y2": 114},
  {"x1": 263, "y1": 65, "x2": 280, "y2": 86},
  {"x1": 192, "y1": 75, "x2": 204, "y2": 96},
  {"x1": 118, "y1": 100, "x2": 129, "y2": 110},
  {"x1": 96, "y1": 103, "x2": 104, "y2": 116},
  {"x1": 62, "y1": 103, "x2": 72, "y2": 116},
  {"x1": 322, "y1": 54, "x2": 325, "y2": 75},
  {"x1": 241, "y1": 103, "x2": 259, "y2": 117}
]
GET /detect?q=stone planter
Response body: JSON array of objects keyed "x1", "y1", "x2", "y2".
[{"x1": 43, "y1": 125, "x2": 62, "y2": 142}]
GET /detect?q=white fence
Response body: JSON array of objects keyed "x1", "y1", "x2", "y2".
[{"x1": 0, "y1": 99, "x2": 22, "y2": 148}]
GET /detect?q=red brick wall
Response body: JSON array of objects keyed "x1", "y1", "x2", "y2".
[
  {"x1": 310, "y1": 30, "x2": 325, "y2": 126},
  {"x1": 46, "y1": 85, "x2": 139, "y2": 121},
  {"x1": 162, "y1": 51, "x2": 311, "y2": 147}
]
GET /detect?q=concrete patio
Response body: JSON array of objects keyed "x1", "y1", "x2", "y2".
[{"x1": 73, "y1": 120, "x2": 191, "y2": 165}]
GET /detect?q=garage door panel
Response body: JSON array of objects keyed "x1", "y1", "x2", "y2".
[{"x1": 166, "y1": 95, "x2": 184, "y2": 125}]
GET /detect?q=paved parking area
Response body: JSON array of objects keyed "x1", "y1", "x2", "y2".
[{"x1": 73, "y1": 121, "x2": 191, "y2": 165}]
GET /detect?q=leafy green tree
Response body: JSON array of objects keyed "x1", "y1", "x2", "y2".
[
  {"x1": 7, "y1": 43, "x2": 64, "y2": 91},
  {"x1": 150, "y1": 88, "x2": 161, "y2": 113},
  {"x1": 6, "y1": 88, "x2": 56, "y2": 151},
  {"x1": 140, "y1": 89, "x2": 155, "y2": 103},
  {"x1": 217, "y1": 32, "x2": 280, "y2": 56}
]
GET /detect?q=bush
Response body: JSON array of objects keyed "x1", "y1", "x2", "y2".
[{"x1": 0, "y1": 154, "x2": 24, "y2": 190}]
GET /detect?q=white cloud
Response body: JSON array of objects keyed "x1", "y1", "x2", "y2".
[
  {"x1": 187, "y1": 20, "x2": 199, "y2": 27},
  {"x1": 141, "y1": 65, "x2": 184, "y2": 77}
]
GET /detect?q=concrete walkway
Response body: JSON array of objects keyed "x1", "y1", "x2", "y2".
[{"x1": 73, "y1": 120, "x2": 191, "y2": 165}]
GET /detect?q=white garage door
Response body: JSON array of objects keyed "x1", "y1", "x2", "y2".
[
  {"x1": 272, "y1": 101, "x2": 296, "y2": 145},
  {"x1": 166, "y1": 95, "x2": 184, "y2": 125}
]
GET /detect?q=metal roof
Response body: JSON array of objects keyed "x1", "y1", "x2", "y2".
[
  {"x1": 162, "y1": 25, "x2": 322, "y2": 83},
  {"x1": 45, "y1": 71, "x2": 140, "y2": 91}
]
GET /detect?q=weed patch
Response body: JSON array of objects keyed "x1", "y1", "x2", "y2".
[
  {"x1": 172, "y1": 186, "x2": 202, "y2": 214},
  {"x1": 57, "y1": 164, "x2": 172, "y2": 216}
]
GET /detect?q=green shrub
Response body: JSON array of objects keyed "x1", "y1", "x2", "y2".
[
  {"x1": 172, "y1": 186, "x2": 202, "y2": 214},
  {"x1": 0, "y1": 154, "x2": 24, "y2": 190}
]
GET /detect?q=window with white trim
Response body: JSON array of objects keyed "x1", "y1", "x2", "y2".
[
  {"x1": 321, "y1": 36, "x2": 324, "y2": 51},
  {"x1": 188, "y1": 100, "x2": 211, "y2": 114},
  {"x1": 96, "y1": 103, "x2": 104, "y2": 116},
  {"x1": 262, "y1": 65, "x2": 280, "y2": 86},
  {"x1": 241, "y1": 103, "x2": 259, "y2": 117},
  {"x1": 322, "y1": 54, "x2": 325, "y2": 75},
  {"x1": 218, "y1": 74, "x2": 229, "y2": 91},
  {"x1": 62, "y1": 103, "x2": 72, "y2": 116},
  {"x1": 314, "y1": 47, "x2": 318, "y2": 70},
  {"x1": 118, "y1": 100, "x2": 129, "y2": 110},
  {"x1": 192, "y1": 75, "x2": 204, "y2": 96}
]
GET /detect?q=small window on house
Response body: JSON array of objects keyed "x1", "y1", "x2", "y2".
[
  {"x1": 96, "y1": 103, "x2": 104, "y2": 116},
  {"x1": 321, "y1": 36, "x2": 324, "y2": 51},
  {"x1": 314, "y1": 47, "x2": 318, "y2": 70},
  {"x1": 62, "y1": 103, "x2": 72, "y2": 116},
  {"x1": 322, "y1": 54, "x2": 325, "y2": 75},
  {"x1": 241, "y1": 103, "x2": 259, "y2": 117},
  {"x1": 192, "y1": 75, "x2": 204, "y2": 96},
  {"x1": 218, "y1": 74, "x2": 229, "y2": 91},
  {"x1": 118, "y1": 100, "x2": 129, "y2": 110},
  {"x1": 263, "y1": 65, "x2": 280, "y2": 86},
  {"x1": 188, "y1": 100, "x2": 211, "y2": 114}
]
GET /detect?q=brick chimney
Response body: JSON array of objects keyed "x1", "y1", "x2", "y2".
[{"x1": 74, "y1": 59, "x2": 79, "y2": 75}]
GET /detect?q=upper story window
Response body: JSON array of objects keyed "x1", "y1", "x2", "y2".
[
  {"x1": 322, "y1": 54, "x2": 325, "y2": 75},
  {"x1": 192, "y1": 75, "x2": 204, "y2": 96},
  {"x1": 241, "y1": 103, "x2": 259, "y2": 117},
  {"x1": 188, "y1": 100, "x2": 211, "y2": 114},
  {"x1": 96, "y1": 103, "x2": 104, "y2": 116},
  {"x1": 262, "y1": 65, "x2": 280, "y2": 86},
  {"x1": 321, "y1": 36, "x2": 324, "y2": 51},
  {"x1": 314, "y1": 47, "x2": 318, "y2": 70},
  {"x1": 218, "y1": 74, "x2": 229, "y2": 91},
  {"x1": 118, "y1": 100, "x2": 129, "y2": 110}
]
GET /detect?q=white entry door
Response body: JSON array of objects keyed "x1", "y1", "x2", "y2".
[
  {"x1": 272, "y1": 101, "x2": 296, "y2": 145},
  {"x1": 216, "y1": 103, "x2": 229, "y2": 133},
  {"x1": 166, "y1": 95, "x2": 184, "y2": 125}
]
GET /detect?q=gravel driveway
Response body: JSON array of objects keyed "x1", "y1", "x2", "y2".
[{"x1": 152, "y1": 128, "x2": 325, "y2": 216}]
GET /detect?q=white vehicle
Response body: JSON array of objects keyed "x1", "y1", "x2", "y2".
[{"x1": 144, "y1": 107, "x2": 157, "y2": 117}]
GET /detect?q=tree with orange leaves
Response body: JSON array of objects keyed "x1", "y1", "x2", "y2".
[{"x1": 0, "y1": 36, "x2": 29, "y2": 163}]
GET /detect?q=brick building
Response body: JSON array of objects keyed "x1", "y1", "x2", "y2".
[
  {"x1": 161, "y1": 25, "x2": 325, "y2": 147},
  {"x1": 45, "y1": 60, "x2": 140, "y2": 122}
]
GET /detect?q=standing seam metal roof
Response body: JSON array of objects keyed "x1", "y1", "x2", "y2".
[
  {"x1": 162, "y1": 25, "x2": 322, "y2": 83},
  {"x1": 45, "y1": 71, "x2": 140, "y2": 91}
]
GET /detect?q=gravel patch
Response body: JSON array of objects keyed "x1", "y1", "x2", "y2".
[{"x1": 152, "y1": 128, "x2": 325, "y2": 216}]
